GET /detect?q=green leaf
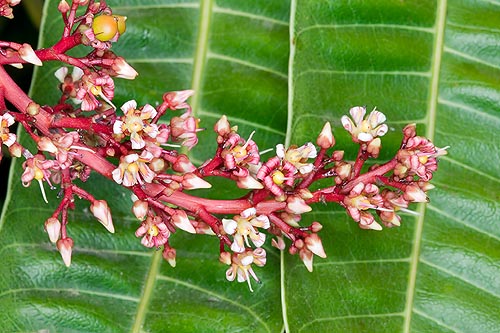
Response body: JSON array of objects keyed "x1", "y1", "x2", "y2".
[
  {"x1": 0, "y1": 0, "x2": 499, "y2": 332},
  {"x1": 283, "y1": 0, "x2": 500, "y2": 332}
]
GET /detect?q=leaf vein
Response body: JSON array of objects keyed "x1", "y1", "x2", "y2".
[
  {"x1": 419, "y1": 258, "x2": 500, "y2": 299},
  {"x1": 156, "y1": 275, "x2": 272, "y2": 332},
  {"x1": 213, "y1": 5, "x2": 288, "y2": 26},
  {"x1": 208, "y1": 52, "x2": 287, "y2": 79}
]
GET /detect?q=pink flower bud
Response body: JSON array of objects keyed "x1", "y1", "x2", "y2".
[
  {"x1": 271, "y1": 236, "x2": 286, "y2": 250},
  {"x1": 311, "y1": 221, "x2": 323, "y2": 233},
  {"x1": 214, "y1": 115, "x2": 231, "y2": 136},
  {"x1": 286, "y1": 196, "x2": 312, "y2": 214},
  {"x1": 44, "y1": 217, "x2": 61, "y2": 243},
  {"x1": 299, "y1": 248, "x2": 314, "y2": 272},
  {"x1": 18, "y1": 43, "x2": 42, "y2": 66},
  {"x1": 37, "y1": 137, "x2": 58, "y2": 154},
  {"x1": 57, "y1": 237, "x2": 74, "y2": 267},
  {"x1": 8, "y1": 142, "x2": 22, "y2": 157},
  {"x1": 172, "y1": 210, "x2": 196, "y2": 234},
  {"x1": 132, "y1": 200, "x2": 148, "y2": 220},
  {"x1": 90, "y1": 200, "x2": 115, "y2": 233},
  {"x1": 113, "y1": 57, "x2": 138, "y2": 80},
  {"x1": 404, "y1": 184, "x2": 428, "y2": 203},
  {"x1": 58, "y1": 0, "x2": 70, "y2": 13},
  {"x1": 236, "y1": 175, "x2": 263, "y2": 190},
  {"x1": 317, "y1": 122, "x2": 335, "y2": 149},
  {"x1": 305, "y1": 234, "x2": 327, "y2": 258},
  {"x1": 172, "y1": 155, "x2": 197, "y2": 173},
  {"x1": 367, "y1": 137, "x2": 381, "y2": 157},
  {"x1": 182, "y1": 173, "x2": 211, "y2": 190},
  {"x1": 162, "y1": 247, "x2": 177, "y2": 268},
  {"x1": 219, "y1": 252, "x2": 231, "y2": 265}
]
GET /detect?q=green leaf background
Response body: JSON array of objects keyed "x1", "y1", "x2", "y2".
[{"x1": 1, "y1": 0, "x2": 499, "y2": 332}]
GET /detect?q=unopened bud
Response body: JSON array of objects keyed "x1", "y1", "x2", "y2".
[
  {"x1": 367, "y1": 137, "x2": 381, "y2": 157},
  {"x1": 172, "y1": 210, "x2": 196, "y2": 234},
  {"x1": 150, "y1": 157, "x2": 166, "y2": 173},
  {"x1": 57, "y1": 237, "x2": 74, "y2": 267},
  {"x1": 214, "y1": 115, "x2": 231, "y2": 136},
  {"x1": 90, "y1": 200, "x2": 115, "y2": 233},
  {"x1": 310, "y1": 221, "x2": 323, "y2": 233},
  {"x1": 182, "y1": 173, "x2": 211, "y2": 190},
  {"x1": 18, "y1": 43, "x2": 42, "y2": 66},
  {"x1": 305, "y1": 234, "x2": 327, "y2": 258},
  {"x1": 113, "y1": 57, "x2": 138, "y2": 80},
  {"x1": 8, "y1": 142, "x2": 22, "y2": 157},
  {"x1": 162, "y1": 247, "x2": 177, "y2": 267},
  {"x1": 58, "y1": 0, "x2": 70, "y2": 13},
  {"x1": 271, "y1": 236, "x2": 286, "y2": 250},
  {"x1": 26, "y1": 102, "x2": 41, "y2": 116},
  {"x1": 172, "y1": 155, "x2": 196, "y2": 173},
  {"x1": 286, "y1": 196, "x2": 312, "y2": 214},
  {"x1": 219, "y1": 251, "x2": 232, "y2": 265},
  {"x1": 44, "y1": 217, "x2": 61, "y2": 243},
  {"x1": 317, "y1": 122, "x2": 335, "y2": 149},
  {"x1": 236, "y1": 175, "x2": 263, "y2": 190},
  {"x1": 132, "y1": 200, "x2": 148, "y2": 220},
  {"x1": 404, "y1": 184, "x2": 428, "y2": 203}
]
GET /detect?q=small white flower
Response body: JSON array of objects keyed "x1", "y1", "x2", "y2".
[{"x1": 341, "y1": 106, "x2": 388, "y2": 142}]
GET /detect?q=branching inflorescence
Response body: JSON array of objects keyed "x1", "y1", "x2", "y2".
[{"x1": 0, "y1": 1, "x2": 448, "y2": 292}]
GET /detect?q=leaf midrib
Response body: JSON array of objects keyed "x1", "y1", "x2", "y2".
[{"x1": 402, "y1": 0, "x2": 448, "y2": 332}]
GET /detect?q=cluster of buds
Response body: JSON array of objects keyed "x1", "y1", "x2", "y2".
[{"x1": 0, "y1": 0, "x2": 448, "y2": 291}]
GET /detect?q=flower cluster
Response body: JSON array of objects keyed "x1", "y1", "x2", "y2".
[{"x1": 0, "y1": 0, "x2": 448, "y2": 292}]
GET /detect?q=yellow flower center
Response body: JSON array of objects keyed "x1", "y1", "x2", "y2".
[
  {"x1": 418, "y1": 155, "x2": 428, "y2": 164},
  {"x1": 272, "y1": 170, "x2": 285, "y2": 185},
  {"x1": 148, "y1": 225, "x2": 159, "y2": 237},
  {"x1": 34, "y1": 168, "x2": 44, "y2": 180},
  {"x1": 127, "y1": 162, "x2": 139, "y2": 173},
  {"x1": 232, "y1": 145, "x2": 247, "y2": 159},
  {"x1": 126, "y1": 116, "x2": 144, "y2": 133},
  {"x1": 90, "y1": 85, "x2": 102, "y2": 96}
]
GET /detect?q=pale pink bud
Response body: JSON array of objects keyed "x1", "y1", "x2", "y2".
[
  {"x1": 297, "y1": 188, "x2": 313, "y2": 200},
  {"x1": 26, "y1": 102, "x2": 41, "y2": 116},
  {"x1": 219, "y1": 251, "x2": 232, "y2": 265},
  {"x1": 57, "y1": 237, "x2": 74, "y2": 267},
  {"x1": 150, "y1": 158, "x2": 166, "y2": 173},
  {"x1": 113, "y1": 57, "x2": 138, "y2": 80},
  {"x1": 332, "y1": 150, "x2": 344, "y2": 160},
  {"x1": 8, "y1": 142, "x2": 22, "y2": 157},
  {"x1": 162, "y1": 247, "x2": 177, "y2": 268},
  {"x1": 311, "y1": 221, "x2": 323, "y2": 233},
  {"x1": 367, "y1": 137, "x2": 381, "y2": 157},
  {"x1": 404, "y1": 184, "x2": 428, "y2": 203},
  {"x1": 132, "y1": 200, "x2": 148, "y2": 220},
  {"x1": 418, "y1": 182, "x2": 435, "y2": 192},
  {"x1": 90, "y1": 200, "x2": 115, "y2": 233},
  {"x1": 44, "y1": 217, "x2": 61, "y2": 243},
  {"x1": 58, "y1": 0, "x2": 70, "y2": 13},
  {"x1": 18, "y1": 43, "x2": 42, "y2": 66},
  {"x1": 37, "y1": 137, "x2": 58, "y2": 154},
  {"x1": 214, "y1": 115, "x2": 231, "y2": 136},
  {"x1": 271, "y1": 236, "x2": 286, "y2": 250},
  {"x1": 172, "y1": 210, "x2": 196, "y2": 234},
  {"x1": 236, "y1": 175, "x2": 263, "y2": 189},
  {"x1": 305, "y1": 234, "x2": 327, "y2": 258},
  {"x1": 299, "y1": 248, "x2": 314, "y2": 272},
  {"x1": 286, "y1": 196, "x2": 312, "y2": 214},
  {"x1": 172, "y1": 155, "x2": 197, "y2": 173},
  {"x1": 182, "y1": 173, "x2": 211, "y2": 190},
  {"x1": 317, "y1": 122, "x2": 335, "y2": 149},
  {"x1": 403, "y1": 123, "x2": 417, "y2": 139}
]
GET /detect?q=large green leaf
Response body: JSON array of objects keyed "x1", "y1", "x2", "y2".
[
  {"x1": 0, "y1": 0, "x2": 499, "y2": 332},
  {"x1": 284, "y1": 0, "x2": 500, "y2": 332}
]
